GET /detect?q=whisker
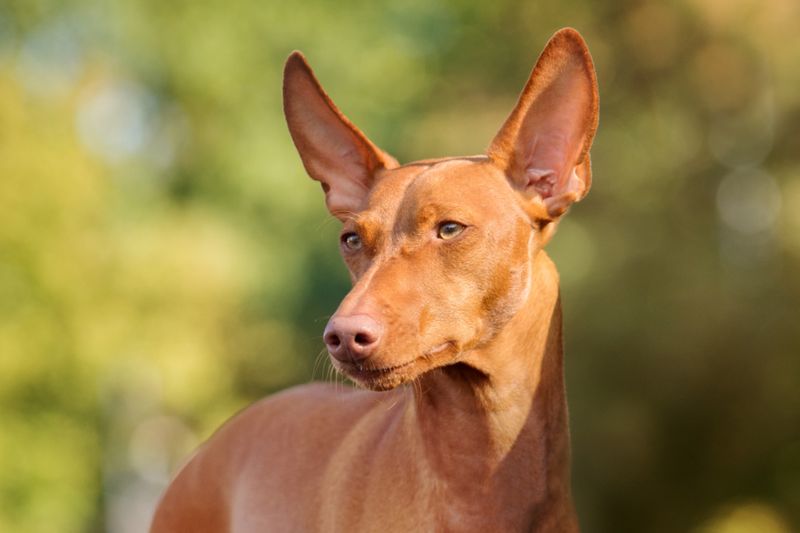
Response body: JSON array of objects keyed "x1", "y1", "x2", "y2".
[
  {"x1": 314, "y1": 215, "x2": 341, "y2": 232},
  {"x1": 311, "y1": 348, "x2": 328, "y2": 381},
  {"x1": 413, "y1": 376, "x2": 422, "y2": 398},
  {"x1": 326, "y1": 361, "x2": 336, "y2": 385},
  {"x1": 385, "y1": 391, "x2": 403, "y2": 412},
  {"x1": 334, "y1": 367, "x2": 343, "y2": 393}
]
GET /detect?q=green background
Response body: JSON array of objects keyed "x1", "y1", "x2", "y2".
[{"x1": 1, "y1": 0, "x2": 798, "y2": 531}]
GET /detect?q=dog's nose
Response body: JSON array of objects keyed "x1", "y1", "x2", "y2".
[{"x1": 323, "y1": 314, "x2": 382, "y2": 362}]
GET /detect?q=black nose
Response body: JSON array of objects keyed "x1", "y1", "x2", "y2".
[{"x1": 323, "y1": 314, "x2": 383, "y2": 362}]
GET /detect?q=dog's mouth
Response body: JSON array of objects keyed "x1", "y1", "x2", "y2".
[
  {"x1": 332, "y1": 341, "x2": 460, "y2": 391},
  {"x1": 337, "y1": 358, "x2": 416, "y2": 384}
]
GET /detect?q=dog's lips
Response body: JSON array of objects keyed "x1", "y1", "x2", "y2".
[
  {"x1": 332, "y1": 341, "x2": 461, "y2": 390},
  {"x1": 338, "y1": 358, "x2": 416, "y2": 379}
]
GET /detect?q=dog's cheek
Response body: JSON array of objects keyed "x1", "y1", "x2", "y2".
[
  {"x1": 415, "y1": 258, "x2": 481, "y2": 350},
  {"x1": 479, "y1": 223, "x2": 534, "y2": 339}
]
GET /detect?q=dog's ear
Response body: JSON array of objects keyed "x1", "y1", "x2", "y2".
[
  {"x1": 283, "y1": 52, "x2": 398, "y2": 220},
  {"x1": 488, "y1": 28, "x2": 599, "y2": 220}
]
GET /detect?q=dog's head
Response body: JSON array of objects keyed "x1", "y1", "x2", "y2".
[{"x1": 283, "y1": 29, "x2": 599, "y2": 390}]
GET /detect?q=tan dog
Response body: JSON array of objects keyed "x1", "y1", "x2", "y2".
[{"x1": 151, "y1": 27, "x2": 599, "y2": 532}]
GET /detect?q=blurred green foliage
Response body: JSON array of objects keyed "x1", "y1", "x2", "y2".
[{"x1": 0, "y1": 0, "x2": 798, "y2": 531}]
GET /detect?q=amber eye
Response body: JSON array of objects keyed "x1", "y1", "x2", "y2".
[
  {"x1": 341, "y1": 232, "x2": 363, "y2": 251},
  {"x1": 437, "y1": 221, "x2": 466, "y2": 240}
]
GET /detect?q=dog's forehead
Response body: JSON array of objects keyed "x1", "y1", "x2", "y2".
[{"x1": 365, "y1": 157, "x2": 511, "y2": 224}]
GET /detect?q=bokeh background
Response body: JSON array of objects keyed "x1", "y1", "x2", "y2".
[{"x1": 1, "y1": 0, "x2": 799, "y2": 531}]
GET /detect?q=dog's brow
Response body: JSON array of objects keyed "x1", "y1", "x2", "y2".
[{"x1": 353, "y1": 212, "x2": 386, "y2": 243}]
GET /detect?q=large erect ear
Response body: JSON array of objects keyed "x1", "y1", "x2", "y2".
[
  {"x1": 488, "y1": 28, "x2": 599, "y2": 219},
  {"x1": 283, "y1": 52, "x2": 398, "y2": 219}
]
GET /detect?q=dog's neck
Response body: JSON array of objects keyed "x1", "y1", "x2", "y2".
[{"x1": 410, "y1": 251, "x2": 574, "y2": 525}]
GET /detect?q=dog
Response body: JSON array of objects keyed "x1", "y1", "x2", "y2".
[{"x1": 151, "y1": 27, "x2": 598, "y2": 532}]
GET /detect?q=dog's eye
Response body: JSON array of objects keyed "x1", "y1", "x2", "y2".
[
  {"x1": 341, "y1": 232, "x2": 363, "y2": 251},
  {"x1": 437, "y1": 221, "x2": 466, "y2": 240}
]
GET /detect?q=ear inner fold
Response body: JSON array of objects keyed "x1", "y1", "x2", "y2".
[{"x1": 487, "y1": 28, "x2": 599, "y2": 219}]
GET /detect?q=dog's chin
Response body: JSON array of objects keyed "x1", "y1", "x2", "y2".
[
  {"x1": 330, "y1": 342, "x2": 460, "y2": 392},
  {"x1": 331, "y1": 357, "x2": 419, "y2": 391}
]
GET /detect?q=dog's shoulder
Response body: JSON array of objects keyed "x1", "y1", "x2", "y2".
[
  {"x1": 193, "y1": 382, "x2": 399, "y2": 470},
  {"x1": 152, "y1": 383, "x2": 387, "y2": 531}
]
